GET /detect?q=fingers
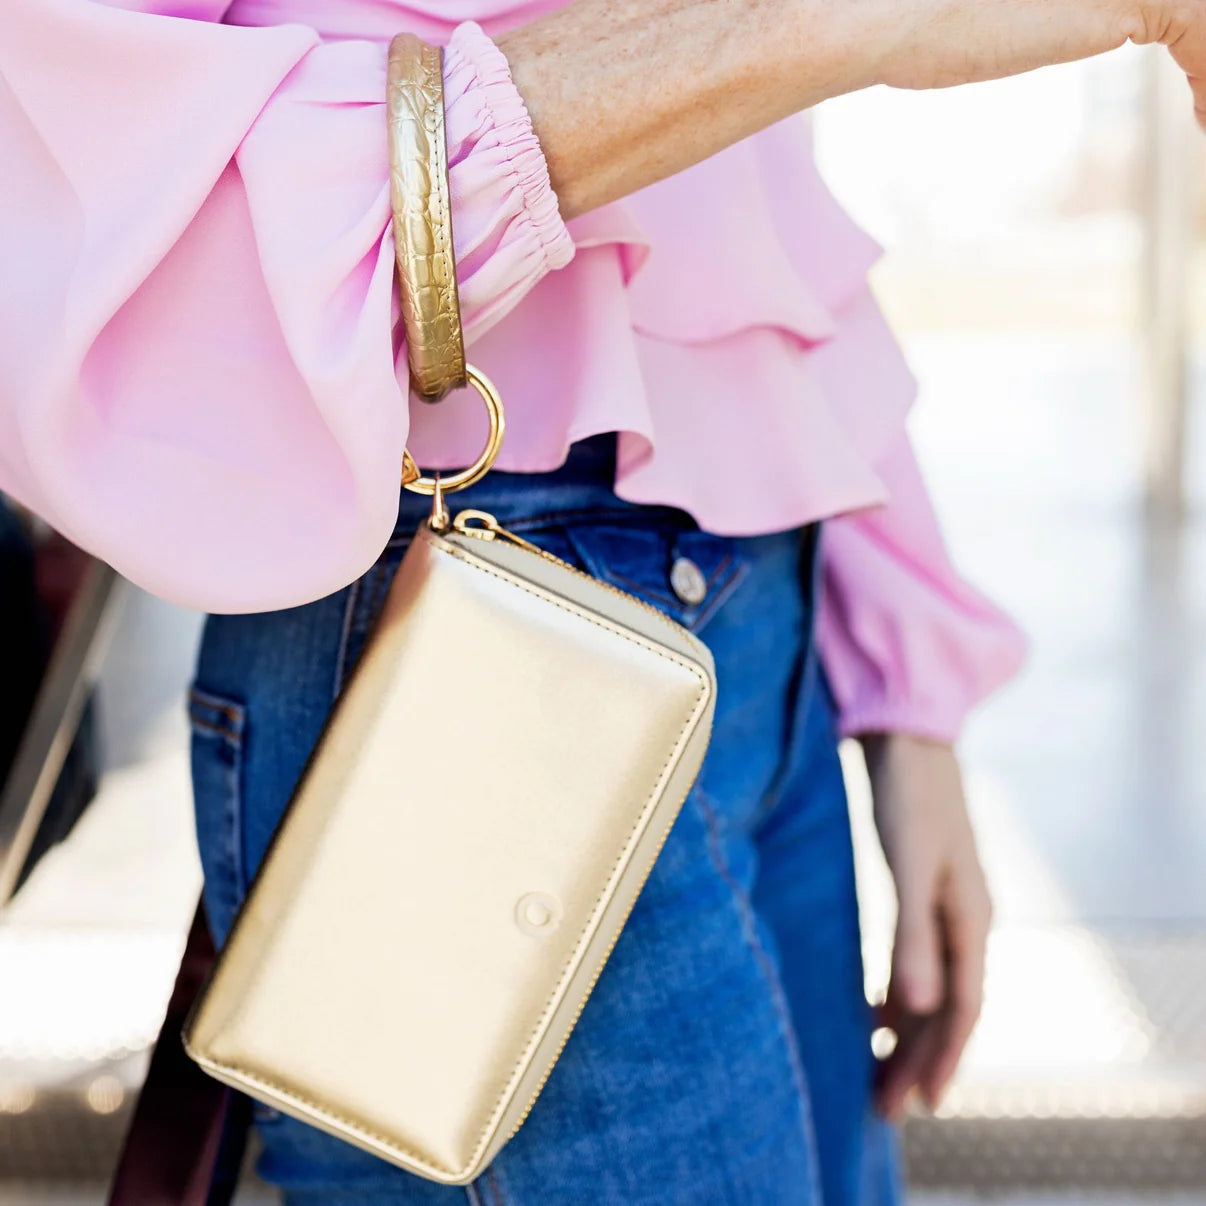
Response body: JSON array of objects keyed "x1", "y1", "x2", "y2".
[
  {"x1": 1163, "y1": 15, "x2": 1206, "y2": 128},
  {"x1": 875, "y1": 1012, "x2": 944, "y2": 1121},
  {"x1": 1178, "y1": 62, "x2": 1206, "y2": 130},
  {"x1": 1188, "y1": 74, "x2": 1206, "y2": 131},
  {"x1": 876, "y1": 871, "x2": 993, "y2": 1120},
  {"x1": 874, "y1": 880, "x2": 944, "y2": 1121},
  {"x1": 922, "y1": 878, "x2": 992, "y2": 1107},
  {"x1": 867, "y1": 733, "x2": 990, "y2": 1121},
  {"x1": 890, "y1": 873, "x2": 944, "y2": 1016}
]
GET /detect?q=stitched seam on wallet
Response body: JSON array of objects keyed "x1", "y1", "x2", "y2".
[{"x1": 196, "y1": 528, "x2": 711, "y2": 1181}]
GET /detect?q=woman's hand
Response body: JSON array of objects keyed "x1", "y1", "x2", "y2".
[
  {"x1": 498, "y1": 0, "x2": 1206, "y2": 218},
  {"x1": 860, "y1": 732, "x2": 992, "y2": 1121},
  {"x1": 876, "y1": 0, "x2": 1206, "y2": 119}
]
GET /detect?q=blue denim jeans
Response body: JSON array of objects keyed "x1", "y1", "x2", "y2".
[{"x1": 190, "y1": 435, "x2": 901, "y2": 1206}]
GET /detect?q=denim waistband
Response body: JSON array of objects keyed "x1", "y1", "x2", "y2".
[
  {"x1": 509, "y1": 432, "x2": 621, "y2": 487},
  {"x1": 395, "y1": 433, "x2": 692, "y2": 535}
]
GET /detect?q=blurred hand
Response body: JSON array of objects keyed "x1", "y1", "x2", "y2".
[
  {"x1": 872, "y1": 0, "x2": 1206, "y2": 125},
  {"x1": 860, "y1": 732, "x2": 992, "y2": 1121}
]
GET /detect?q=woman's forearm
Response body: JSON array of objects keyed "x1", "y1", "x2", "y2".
[
  {"x1": 500, "y1": 0, "x2": 1204, "y2": 219},
  {"x1": 498, "y1": 0, "x2": 881, "y2": 217}
]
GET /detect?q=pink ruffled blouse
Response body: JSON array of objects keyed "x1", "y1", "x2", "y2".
[{"x1": 0, "y1": 0, "x2": 1025, "y2": 740}]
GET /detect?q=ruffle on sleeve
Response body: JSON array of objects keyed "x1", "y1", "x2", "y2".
[
  {"x1": 411, "y1": 113, "x2": 916, "y2": 538},
  {"x1": 815, "y1": 429, "x2": 1028, "y2": 743},
  {"x1": 444, "y1": 22, "x2": 575, "y2": 338},
  {"x1": 0, "y1": 7, "x2": 572, "y2": 612}
]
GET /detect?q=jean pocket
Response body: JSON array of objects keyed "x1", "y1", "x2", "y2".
[
  {"x1": 188, "y1": 686, "x2": 247, "y2": 947},
  {"x1": 564, "y1": 522, "x2": 749, "y2": 633}
]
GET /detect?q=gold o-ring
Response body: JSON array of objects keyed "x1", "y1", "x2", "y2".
[{"x1": 401, "y1": 364, "x2": 505, "y2": 496}]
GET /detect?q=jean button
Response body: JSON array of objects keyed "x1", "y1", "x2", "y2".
[{"x1": 669, "y1": 556, "x2": 707, "y2": 606}]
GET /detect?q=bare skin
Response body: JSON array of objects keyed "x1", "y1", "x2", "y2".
[
  {"x1": 494, "y1": 0, "x2": 1206, "y2": 1116},
  {"x1": 498, "y1": 0, "x2": 1206, "y2": 218},
  {"x1": 861, "y1": 733, "x2": 991, "y2": 1118}
]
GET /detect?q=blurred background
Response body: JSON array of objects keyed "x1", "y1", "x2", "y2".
[{"x1": 3, "y1": 44, "x2": 1206, "y2": 1205}]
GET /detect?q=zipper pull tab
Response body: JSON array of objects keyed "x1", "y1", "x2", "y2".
[{"x1": 452, "y1": 509, "x2": 545, "y2": 555}]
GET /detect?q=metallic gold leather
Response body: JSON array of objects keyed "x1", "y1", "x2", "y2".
[
  {"x1": 184, "y1": 522, "x2": 717, "y2": 1185},
  {"x1": 387, "y1": 34, "x2": 466, "y2": 401}
]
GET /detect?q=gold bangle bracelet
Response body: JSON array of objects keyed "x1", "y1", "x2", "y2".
[{"x1": 387, "y1": 33, "x2": 467, "y2": 401}]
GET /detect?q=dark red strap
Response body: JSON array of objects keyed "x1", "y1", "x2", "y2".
[{"x1": 108, "y1": 901, "x2": 251, "y2": 1206}]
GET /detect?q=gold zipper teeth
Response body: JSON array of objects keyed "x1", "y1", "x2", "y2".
[
  {"x1": 451, "y1": 512, "x2": 698, "y2": 641},
  {"x1": 448, "y1": 509, "x2": 713, "y2": 1153},
  {"x1": 498, "y1": 729, "x2": 710, "y2": 1147}
]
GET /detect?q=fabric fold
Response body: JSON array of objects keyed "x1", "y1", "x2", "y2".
[
  {"x1": 0, "y1": 0, "x2": 1025, "y2": 738},
  {"x1": 417, "y1": 120, "x2": 917, "y2": 539},
  {"x1": 0, "y1": 7, "x2": 572, "y2": 611}
]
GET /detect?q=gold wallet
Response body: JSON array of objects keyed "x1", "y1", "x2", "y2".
[
  {"x1": 183, "y1": 509, "x2": 717, "y2": 1184},
  {"x1": 183, "y1": 33, "x2": 718, "y2": 1187}
]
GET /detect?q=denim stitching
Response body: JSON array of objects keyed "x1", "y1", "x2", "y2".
[
  {"x1": 749, "y1": 643, "x2": 817, "y2": 832},
  {"x1": 694, "y1": 787, "x2": 824, "y2": 1203},
  {"x1": 336, "y1": 554, "x2": 399, "y2": 690},
  {"x1": 500, "y1": 506, "x2": 656, "y2": 531},
  {"x1": 333, "y1": 576, "x2": 363, "y2": 699},
  {"x1": 749, "y1": 528, "x2": 825, "y2": 829},
  {"x1": 690, "y1": 557, "x2": 752, "y2": 635},
  {"x1": 385, "y1": 505, "x2": 691, "y2": 548},
  {"x1": 486, "y1": 1164, "x2": 509, "y2": 1206},
  {"x1": 188, "y1": 715, "x2": 240, "y2": 743},
  {"x1": 604, "y1": 547, "x2": 734, "y2": 609},
  {"x1": 188, "y1": 687, "x2": 245, "y2": 724},
  {"x1": 338, "y1": 541, "x2": 407, "y2": 695},
  {"x1": 369, "y1": 552, "x2": 395, "y2": 628},
  {"x1": 187, "y1": 690, "x2": 245, "y2": 748},
  {"x1": 703, "y1": 551, "x2": 734, "y2": 592},
  {"x1": 189, "y1": 690, "x2": 248, "y2": 912},
  {"x1": 601, "y1": 565, "x2": 679, "y2": 609},
  {"x1": 606, "y1": 555, "x2": 751, "y2": 634}
]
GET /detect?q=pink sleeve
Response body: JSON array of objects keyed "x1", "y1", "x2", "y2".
[
  {"x1": 0, "y1": 4, "x2": 572, "y2": 612},
  {"x1": 815, "y1": 427, "x2": 1027, "y2": 743}
]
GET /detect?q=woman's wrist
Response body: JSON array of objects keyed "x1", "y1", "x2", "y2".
[{"x1": 859, "y1": 730, "x2": 956, "y2": 785}]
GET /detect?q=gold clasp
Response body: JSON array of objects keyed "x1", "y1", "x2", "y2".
[
  {"x1": 401, "y1": 364, "x2": 505, "y2": 497},
  {"x1": 452, "y1": 510, "x2": 545, "y2": 555},
  {"x1": 429, "y1": 475, "x2": 451, "y2": 532},
  {"x1": 451, "y1": 509, "x2": 501, "y2": 540}
]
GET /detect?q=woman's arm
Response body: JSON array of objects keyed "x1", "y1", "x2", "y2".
[
  {"x1": 816, "y1": 428, "x2": 1024, "y2": 1115},
  {"x1": 816, "y1": 430, "x2": 1025, "y2": 745},
  {"x1": 4, "y1": 0, "x2": 1200, "y2": 613},
  {"x1": 0, "y1": 10, "x2": 569, "y2": 610},
  {"x1": 500, "y1": 0, "x2": 1206, "y2": 218}
]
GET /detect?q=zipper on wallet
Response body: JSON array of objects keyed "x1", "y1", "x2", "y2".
[
  {"x1": 450, "y1": 509, "x2": 548, "y2": 557},
  {"x1": 447, "y1": 508, "x2": 697, "y2": 641}
]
